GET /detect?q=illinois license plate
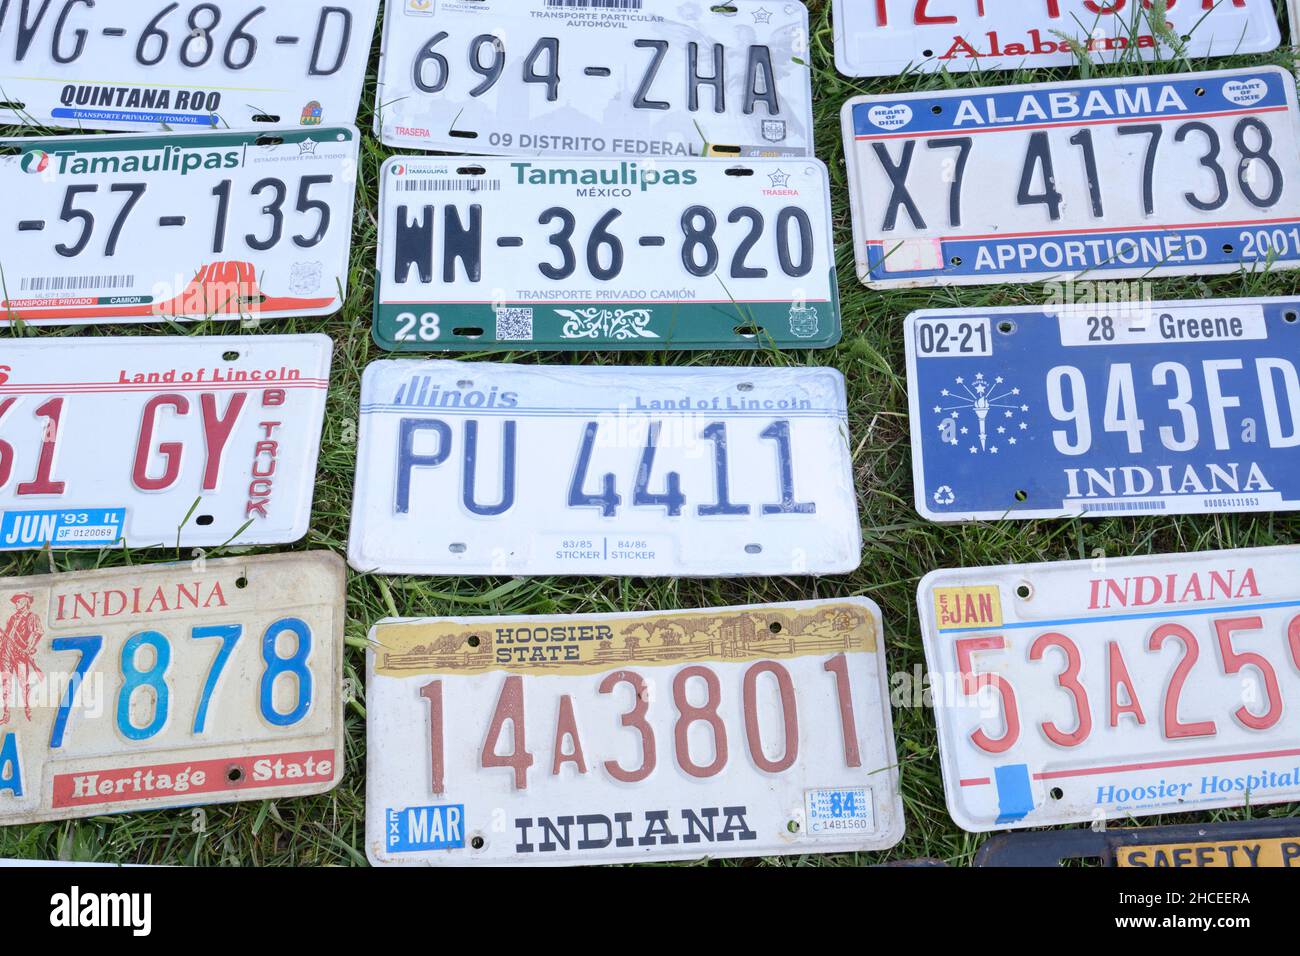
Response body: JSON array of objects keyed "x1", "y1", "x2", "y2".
[
  {"x1": 843, "y1": 67, "x2": 1300, "y2": 288},
  {"x1": 0, "y1": 128, "x2": 359, "y2": 326},
  {"x1": 906, "y1": 298, "x2": 1300, "y2": 521},
  {"x1": 0, "y1": 335, "x2": 331, "y2": 550},
  {"x1": 375, "y1": 0, "x2": 813, "y2": 159},
  {"x1": 976, "y1": 818, "x2": 1300, "y2": 867},
  {"x1": 347, "y1": 361, "x2": 861, "y2": 577},
  {"x1": 0, "y1": 552, "x2": 345, "y2": 826},
  {"x1": 365, "y1": 599, "x2": 904, "y2": 866},
  {"x1": 919, "y1": 545, "x2": 1300, "y2": 832},
  {"x1": 832, "y1": 0, "x2": 1281, "y2": 77},
  {"x1": 0, "y1": 0, "x2": 379, "y2": 131},
  {"x1": 374, "y1": 157, "x2": 839, "y2": 351}
]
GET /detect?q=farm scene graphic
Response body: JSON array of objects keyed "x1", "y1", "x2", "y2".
[{"x1": 373, "y1": 602, "x2": 877, "y2": 677}]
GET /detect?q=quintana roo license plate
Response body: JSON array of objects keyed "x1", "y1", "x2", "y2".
[
  {"x1": 842, "y1": 67, "x2": 1300, "y2": 289},
  {"x1": 905, "y1": 298, "x2": 1300, "y2": 522},
  {"x1": 375, "y1": 0, "x2": 814, "y2": 159},
  {"x1": 347, "y1": 361, "x2": 862, "y2": 577},
  {"x1": 0, "y1": 0, "x2": 380, "y2": 131},
  {"x1": 374, "y1": 157, "x2": 839, "y2": 351},
  {"x1": 919, "y1": 545, "x2": 1300, "y2": 832},
  {"x1": 0, "y1": 553, "x2": 345, "y2": 825},
  {"x1": 0, "y1": 335, "x2": 331, "y2": 550},
  {"x1": 832, "y1": 0, "x2": 1282, "y2": 77},
  {"x1": 365, "y1": 599, "x2": 904, "y2": 866},
  {"x1": 0, "y1": 128, "x2": 360, "y2": 327},
  {"x1": 975, "y1": 818, "x2": 1300, "y2": 867}
]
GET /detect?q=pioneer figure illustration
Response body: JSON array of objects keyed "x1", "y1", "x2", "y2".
[{"x1": 0, "y1": 593, "x2": 44, "y2": 724}]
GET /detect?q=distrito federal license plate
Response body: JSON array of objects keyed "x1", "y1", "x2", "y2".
[
  {"x1": 832, "y1": 0, "x2": 1281, "y2": 77},
  {"x1": 0, "y1": 335, "x2": 331, "y2": 550},
  {"x1": 906, "y1": 297, "x2": 1300, "y2": 521},
  {"x1": 919, "y1": 545, "x2": 1300, "y2": 832},
  {"x1": 0, "y1": 128, "x2": 359, "y2": 326},
  {"x1": 0, "y1": 552, "x2": 345, "y2": 826},
  {"x1": 348, "y1": 361, "x2": 862, "y2": 577},
  {"x1": 843, "y1": 67, "x2": 1300, "y2": 288},
  {"x1": 0, "y1": 0, "x2": 379, "y2": 131},
  {"x1": 374, "y1": 157, "x2": 839, "y2": 351},
  {"x1": 375, "y1": 0, "x2": 813, "y2": 159},
  {"x1": 365, "y1": 599, "x2": 904, "y2": 866}
]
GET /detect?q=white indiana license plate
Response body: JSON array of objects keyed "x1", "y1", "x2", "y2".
[
  {"x1": 843, "y1": 67, "x2": 1300, "y2": 288},
  {"x1": 347, "y1": 361, "x2": 862, "y2": 577},
  {"x1": 375, "y1": 0, "x2": 813, "y2": 159},
  {"x1": 0, "y1": 335, "x2": 331, "y2": 550},
  {"x1": 833, "y1": 0, "x2": 1281, "y2": 77},
  {"x1": 365, "y1": 599, "x2": 904, "y2": 866},
  {"x1": 374, "y1": 157, "x2": 839, "y2": 351},
  {"x1": 919, "y1": 546, "x2": 1300, "y2": 832},
  {"x1": 0, "y1": 552, "x2": 345, "y2": 826},
  {"x1": 0, "y1": 0, "x2": 379, "y2": 131},
  {"x1": 0, "y1": 128, "x2": 359, "y2": 326}
]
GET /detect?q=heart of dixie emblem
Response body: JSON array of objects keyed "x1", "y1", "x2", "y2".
[
  {"x1": 867, "y1": 104, "x2": 914, "y2": 131},
  {"x1": 1222, "y1": 78, "x2": 1268, "y2": 107}
]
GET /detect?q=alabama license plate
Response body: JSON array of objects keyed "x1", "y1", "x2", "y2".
[
  {"x1": 375, "y1": 0, "x2": 813, "y2": 159},
  {"x1": 348, "y1": 361, "x2": 861, "y2": 577},
  {"x1": 374, "y1": 157, "x2": 839, "y2": 351},
  {"x1": 0, "y1": 552, "x2": 345, "y2": 825},
  {"x1": 833, "y1": 0, "x2": 1281, "y2": 77},
  {"x1": 1, "y1": 128, "x2": 359, "y2": 326},
  {"x1": 0, "y1": 0, "x2": 379, "y2": 131},
  {"x1": 0, "y1": 335, "x2": 331, "y2": 550},
  {"x1": 906, "y1": 297, "x2": 1300, "y2": 521},
  {"x1": 919, "y1": 545, "x2": 1300, "y2": 832},
  {"x1": 976, "y1": 818, "x2": 1300, "y2": 867},
  {"x1": 365, "y1": 599, "x2": 904, "y2": 866},
  {"x1": 843, "y1": 67, "x2": 1300, "y2": 288}
]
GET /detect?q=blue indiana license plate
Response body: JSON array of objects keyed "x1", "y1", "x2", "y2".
[
  {"x1": 906, "y1": 297, "x2": 1300, "y2": 521},
  {"x1": 843, "y1": 67, "x2": 1300, "y2": 288}
]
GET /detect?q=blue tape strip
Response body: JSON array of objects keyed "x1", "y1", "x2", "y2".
[{"x1": 994, "y1": 764, "x2": 1035, "y2": 825}]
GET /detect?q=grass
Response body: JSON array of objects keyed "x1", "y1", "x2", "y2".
[{"x1": 2, "y1": 0, "x2": 1299, "y2": 866}]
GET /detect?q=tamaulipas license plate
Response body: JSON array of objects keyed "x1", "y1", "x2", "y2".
[
  {"x1": 0, "y1": 0, "x2": 379, "y2": 131},
  {"x1": 0, "y1": 128, "x2": 360, "y2": 326},
  {"x1": 0, "y1": 335, "x2": 331, "y2": 550},
  {"x1": 842, "y1": 67, "x2": 1300, "y2": 288},
  {"x1": 374, "y1": 157, "x2": 839, "y2": 351},
  {"x1": 0, "y1": 552, "x2": 345, "y2": 825},
  {"x1": 375, "y1": 0, "x2": 814, "y2": 159},
  {"x1": 832, "y1": 0, "x2": 1281, "y2": 77},
  {"x1": 919, "y1": 545, "x2": 1300, "y2": 832},
  {"x1": 348, "y1": 361, "x2": 862, "y2": 577},
  {"x1": 365, "y1": 599, "x2": 904, "y2": 866},
  {"x1": 905, "y1": 297, "x2": 1300, "y2": 522},
  {"x1": 975, "y1": 818, "x2": 1300, "y2": 867}
]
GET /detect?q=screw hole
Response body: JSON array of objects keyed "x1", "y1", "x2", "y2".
[
  {"x1": 744, "y1": 543, "x2": 762, "y2": 554},
  {"x1": 251, "y1": 113, "x2": 280, "y2": 123},
  {"x1": 1050, "y1": 787, "x2": 1064, "y2": 801},
  {"x1": 196, "y1": 514, "x2": 214, "y2": 526},
  {"x1": 1222, "y1": 243, "x2": 1235, "y2": 254},
  {"x1": 733, "y1": 325, "x2": 764, "y2": 336},
  {"x1": 768, "y1": 621, "x2": 782, "y2": 634},
  {"x1": 254, "y1": 134, "x2": 284, "y2": 147},
  {"x1": 1014, "y1": 489, "x2": 1028, "y2": 502},
  {"x1": 737, "y1": 382, "x2": 754, "y2": 392},
  {"x1": 930, "y1": 104, "x2": 942, "y2": 114},
  {"x1": 724, "y1": 166, "x2": 755, "y2": 177},
  {"x1": 1286, "y1": 311, "x2": 1299, "y2": 324},
  {"x1": 787, "y1": 819, "x2": 801, "y2": 833},
  {"x1": 1016, "y1": 583, "x2": 1032, "y2": 600},
  {"x1": 223, "y1": 350, "x2": 240, "y2": 361},
  {"x1": 449, "y1": 543, "x2": 467, "y2": 554},
  {"x1": 453, "y1": 327, "x2": 484, "y2": 337},
  {"x1": 997, "y1": 321, "x2": 1016, "y2": 335},
  {"x1": 227, "y1": 766, "x2": 245, "y2": 783},
  {"x1": 449, "y1": 129, "x2": 479, "y2": 139},
  {"x1": 467, "y1": 635, "x2": 481, "y2": 648},
  {"x1": 950, "y1": 256, "x2": 962, "y2": 266},
  {"x1": 457, "y1": 379, "x2": 474, "y2": 388},
  {"x1": 470, "y1": 835, "x2": 485, "y2": 850},
  {"x1": 1194, "y1": 86, "x2": 1206, "y2": 96},
  {"x1": 235, "y1": 576, "x2": 249, "y2": 589}
]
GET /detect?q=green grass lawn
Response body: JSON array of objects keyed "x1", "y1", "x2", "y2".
[{"x1": 2, "y1": 0, "x2": 1299, "y2": 866}]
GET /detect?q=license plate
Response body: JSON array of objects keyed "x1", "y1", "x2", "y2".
[
  {"x1": 0, "y1": 552, "x2": 345, "y2": 825},
  {"x1": 347, "y1": 361, "x2": 861, "y2": 576},
  {"x1": 833, "y1": 0, "x2": 1281, "y2": 77},
  {"x1": 0, "y1": 0, "x2": 379, "y2": 131},
  {"x1": 374, "y1": 157, "x2": 839, "y2": 351},
  {"x1": 1, "y1": 128, "x2": 359, "y2": 326},
  {"x1": 375, "y1": 0, "x2": 813, "y2": 159},
  {"x1": 364, "y1": 599, "x2": 904, "y2": 866},
  {"x1": 905, "y1": 298, "x2": 1300, "y2": 521},
  {"x1": 919, "y1": 545, "x2": 1300, "y2": 832},
  {"x1": 976, "y1": 818, "x2": 1300, "y2": 867},
  {"x1": 0, "y1": 335, "x2": 331, "y2": 550},
  {"x1": 843, "y1": 68, "x2": 1300, "y2": 288}
]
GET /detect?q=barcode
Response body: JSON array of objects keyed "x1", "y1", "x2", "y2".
[
  {"x1": 19, "y1": 274, "x2": 135, "y2": 292},
  {"x1": 395, "y1": 178, "x2": 501, "y2": 193},
  {"x1": 545, "y1": 0, "x2": 642, "y2": 8},
  {"x1": 1084, "y1": 501, "x2": 1167, "y2": 513}
]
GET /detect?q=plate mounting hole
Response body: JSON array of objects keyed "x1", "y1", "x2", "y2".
[
  {"x1": 725, "y1": 166, "x2": 754, "y2": 177},
  {"x1": 457, "y1": 165, "x2": 486, "y2": 176},
  {"x1": 252, "y1": 113, "x2": 280, "y2": 123},
  {"x1": 1222, "y1": 243, "x2": 1235, "y2": 254},
  {"x1": 734, "y1": 325, "x2": 763, "y2": 336},
  {"x1": 449, "y1": 543, "x2": 467, "y2": 554},
  {"x1": 930, "y1": 104, "x2": 942, "y2": 114},
  {"x1": 997, "y1": 321, "x2": 1016, "y2": 335},
  {"x1": 453, "y1": 327, "x2": 484, "y2": 337},
  {"x1": 737, "y1": 382, "x2": 754, "y2": 392},
  {"x1": 196, "y1": 514, "x2": 214, "y2": 526},
  {"x1": 236, "y1": 576, "x2": 249, "y2": 590},
  {"x1": 786, "y1": 819, "x2": 800, "y2": 833},
  {"x1": 1285, "y1": 311, "x2": 1298, "y2": 324},
  {"x1": 768, "y1": 621, "x2": 782, "y2": 634},
  {"x1": 254, "y1": 135, "x2": 283, "y2": 147},
  {"x1": 227, "y1": 766, "x2": 245, "y2": 783},
  {"x1": 1016, "y1": 583, "x2": 1033, "y2": 600},
  {"x1": 744, "y1": 544, "x2": 762, "y2": 554},
  {"x1": 1049, "y1": 787, "x2": 1064, "y2": 801},
  {"x1": 457, "y1": 380, "x2": 474, "y2": 388},
  {"x1": 470, "y1": 835, "x2": 486, "y2": 850},
  {"x1": 449, "y1": 129, "x2": 479, "y2": 139},
  {"x1": 467, "y1": 635, "x2": 481, "y2": 648},
  {"x1": 1014, "y1": 489, "x2": 1028, "y2": 502}
]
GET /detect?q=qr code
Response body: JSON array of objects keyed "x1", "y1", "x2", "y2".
[{"x1": 495, "y1": 308, "x2": 534, "y2": 341}]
